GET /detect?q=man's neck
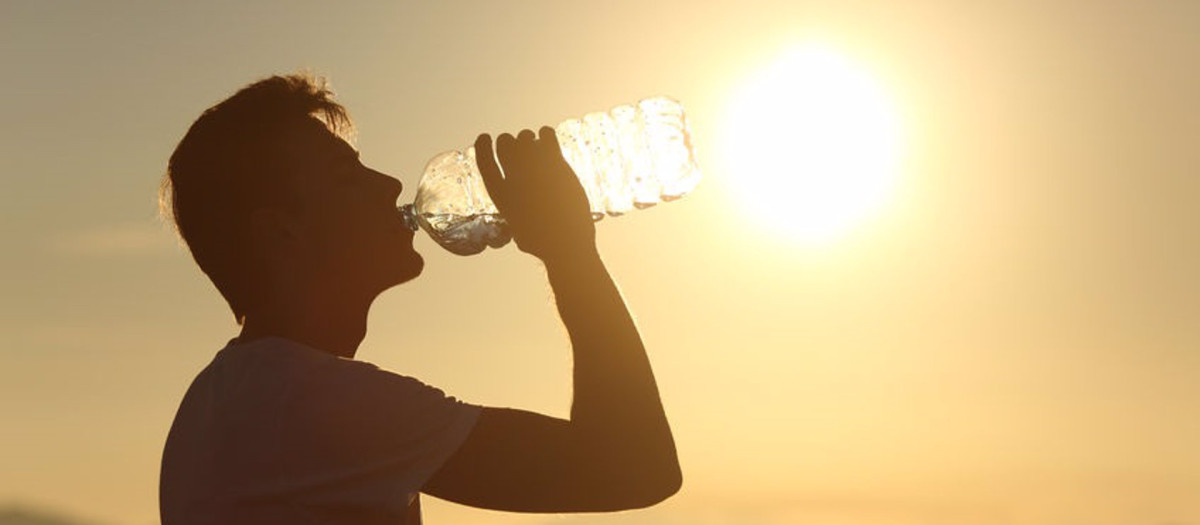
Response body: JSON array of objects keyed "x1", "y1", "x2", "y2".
[{"x1": 238, "y1": 298, "x2": 370, "y2": 359}]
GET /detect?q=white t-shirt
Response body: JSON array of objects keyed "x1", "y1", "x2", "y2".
[{"x1": 160, "y1": 336, "x2": 482, "y2": 525}]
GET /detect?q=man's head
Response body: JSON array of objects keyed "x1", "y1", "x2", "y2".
[{"x1": 162, "y1": 74, "x2": 422, "y2": 325}]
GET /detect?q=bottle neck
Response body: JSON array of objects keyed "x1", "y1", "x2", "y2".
[{"x1": 397, "y1": 204, "x2": 420, "y2": 232}]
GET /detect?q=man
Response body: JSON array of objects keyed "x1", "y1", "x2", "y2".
[{"x1": 158, "y1": 74, "x2": 681, "y2": 525}]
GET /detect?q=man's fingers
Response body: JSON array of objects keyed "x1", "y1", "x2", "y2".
[
  {"x1": 495, "y1": 132, "x2": 517, "y2": 173},
  {"x1": 481, "y1": 127, "x2": 568, "y2": 213},
  {"x1": 475, "y1": 133, "x2": 506, "y2": 208},
  {"x1": 538, "y1": 125, "x2": 558, "y2": 147},
  {"x1": 538, "y1": 125, "x2": 562, "y2": 163},
  {"x1": 516, "y1": 129, "x2": 537, "y2": 169}
]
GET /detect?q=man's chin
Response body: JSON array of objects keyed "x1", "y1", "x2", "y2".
[{"x1": 393, "y1": 252, "x2": 424, "y2": 285}]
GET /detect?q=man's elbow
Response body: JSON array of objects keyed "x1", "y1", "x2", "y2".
[
  {"x1": 656, "y1": 465, "x2": 683, "y2": 502},
  {"x1": 625, "y1": 462, "x2": 682, "y2": 509}
]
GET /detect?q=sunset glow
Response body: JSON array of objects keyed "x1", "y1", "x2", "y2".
[{"x1": 5, "y1": 3, "x2": 1198, "y2": 525}]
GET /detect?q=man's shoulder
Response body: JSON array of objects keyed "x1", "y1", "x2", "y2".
[
  {"x1": 208, "y1": 336, "x2": 352, "y2": 380},
  {"x1": 219, "y1": 337, "x2": 443, "y2": 396}
]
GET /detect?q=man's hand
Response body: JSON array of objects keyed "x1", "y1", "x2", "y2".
[{"x1": 475, "y1": 128, "x2": 597, "y2": 263}]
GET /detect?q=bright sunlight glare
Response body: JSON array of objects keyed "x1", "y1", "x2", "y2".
[{"x1": 722, "y1": 44, "x2": 903, "y2": 245}]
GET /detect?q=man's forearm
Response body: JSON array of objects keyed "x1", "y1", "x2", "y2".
[{"x1": 543, "y1": 248, "x2": 679, "y2": 477}]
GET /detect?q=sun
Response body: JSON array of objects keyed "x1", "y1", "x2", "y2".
[{"x1": 721, "y1": 44, "x2": 903, "y2": 245}]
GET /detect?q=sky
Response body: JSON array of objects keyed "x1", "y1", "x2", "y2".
[{"x1": 2, "y1": 1, "x2": 1198, "y2": 524}]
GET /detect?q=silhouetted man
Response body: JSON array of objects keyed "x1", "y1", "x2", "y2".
[{"x1": 158, "y1": 74, "x2": 681, "y2": 525}]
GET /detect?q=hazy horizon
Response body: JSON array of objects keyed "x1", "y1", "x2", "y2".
[{"x1": 3, "y1": 1, "x2": 1197, "y2": 524}]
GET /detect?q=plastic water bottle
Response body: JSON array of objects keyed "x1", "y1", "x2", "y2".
[{"x1": 398, "y1": 96, "x2": 701, "y2": 256}]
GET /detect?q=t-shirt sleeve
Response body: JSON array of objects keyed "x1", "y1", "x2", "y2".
[{"x1": 268, "y1": 357, "x2": 482, "y2": 515}]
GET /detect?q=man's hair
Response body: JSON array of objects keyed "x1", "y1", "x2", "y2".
[{"x1": 160, "y1": 73, "x2": 354, "y2": 325}]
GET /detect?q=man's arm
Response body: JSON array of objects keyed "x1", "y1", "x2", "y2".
[{"x1": 421, "y1": 129, "x2": 681, "y2": 512}]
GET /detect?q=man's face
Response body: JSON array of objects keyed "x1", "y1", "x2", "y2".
[{"x1": 275, "y1": 119, "x2": 423, "y2": 297}]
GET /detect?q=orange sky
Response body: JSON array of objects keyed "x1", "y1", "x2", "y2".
[{"x1": 2, "y1": 2, "x2": 1197, "y2": 525}]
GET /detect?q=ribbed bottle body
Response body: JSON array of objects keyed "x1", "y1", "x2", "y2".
[{"x1": 403, "y1": 96, "x2": 700, "y2": 255}]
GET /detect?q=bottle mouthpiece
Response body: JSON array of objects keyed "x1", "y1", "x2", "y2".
[{"x1": 397, "y1": 204, "x2": 420, "y2": 233}]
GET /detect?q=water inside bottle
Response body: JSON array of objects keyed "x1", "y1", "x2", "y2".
[{"x1": 416, "y1": 212, "x2": 511, "y2": 256}]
